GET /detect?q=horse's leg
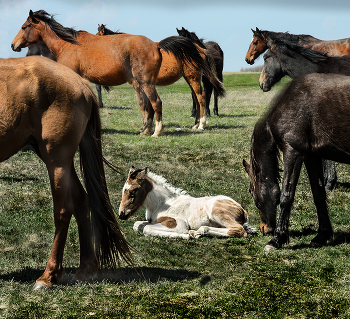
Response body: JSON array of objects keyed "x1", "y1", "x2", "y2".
[
  {"x1": 95, "y1": 84, "x2": 104, "y2": 108},
  {"x1": 323, "y1": 159, "x2": 337, "y2": 191},
  {"x1": 265, "y1": 146, "x2": 303, "y2": 251},
  {"x1": 202, "y1": 76, "x2": 212, "y2": 117},
  {"x1": 134, "y1": 221, "x2": 190, "y2": 239},
  {"x1": 184, "y1": 76, "x2": 206, "y2": 131},
  {"x1": 141, "y1": 84, "x2": 163, "y2": 137},
  {"x1": 305, "y1": 157, "x2": 333, "y2": 247},
  {"x1": 131, "y1": 81, "x2": 154, "y2": 135},
  {"x1": 191, "y1": 224, "x2": 247, "y2": 238},
  {"x1": 69, "y1": 167, "x2": 98, "y2": 282},
  {"x1": 34, "y1": 161, "x2": 74, "y2": 289},
  {"x1": 190, "y1": 92, "x2": 197, "y2": 118}
]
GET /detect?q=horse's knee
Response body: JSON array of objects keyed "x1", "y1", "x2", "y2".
[{"x1": 228, "y1": 224, "x2": 246, "y2": 238}]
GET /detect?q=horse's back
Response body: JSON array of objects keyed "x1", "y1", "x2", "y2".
[
  {"x1": 0, "y1": 56, "x2": 93, "y2": 161},
  {"x1": 268, "y1": 73, "x2": 350, "y2": 162}
]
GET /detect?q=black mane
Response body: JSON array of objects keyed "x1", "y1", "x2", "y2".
[
  {"x1": 98, "y1": 24, "x2": 125, "y2": 35},
  {"x1": 31, "y1": 10, "x2": 81, "y2": 44},
  {"x1": 256, "y1": 29, "x2": 320, "y2": 45},
  {"x1": 176, "y1": 27, "x2": 207, "y2": 49}
]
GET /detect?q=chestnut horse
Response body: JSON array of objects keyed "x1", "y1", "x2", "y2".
[
  {"x1": 12, "y1": 10, "x2": 219, "y2": 136},
  {"x1": 244, "y1": 27, "x2": 350, "y2": 65},
  {"x1": 0, "y1": 56, "x2": 131, "y2": 289},
  {"x1": 119, "y1": 167, "x2": 256, "y2": 238},
  {"x1": 176, "y1": 27, "x2": 224, "y2": 117},
  {"x1": 96, "y1": 24, "x2": 225, "y2": 122},
  {"x1": 243, "y1": 73, "x2": 350, "y2": 251}
]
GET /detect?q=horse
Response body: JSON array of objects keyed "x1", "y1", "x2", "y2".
[
  {"x1": 245, "y1": 27, "x2": 350, "y2": 65},
  {"x1": 259, "y1": 38, "x2": 350, "y2": 92},
  {"x1": 12, "y1": 10, "x2": 222, "y2": 137},
  {"x1": 0, "y1": 56, "x2": 132, "y2": 289},
  {"x1": 176, "y1": 27, "x2": 224, "y2": 117},
  {"x1": 96, "y1": 24, "x2": 225, "y2": 121},
  {"x1": 118, "y1": 167, "x2": 257, "y2": 239},
  {"x1": 243, "y1": 72, "x2": 350, "y2": 251}
]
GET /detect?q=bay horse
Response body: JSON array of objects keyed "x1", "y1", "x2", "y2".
[
  {"x1": 176, "y1": 27, "x2": 224, "y2": 117},
  {"x1": 0, "y1": 56, "x2": 132, "y2": 289},
  {"x1": 96, "y1": 24, "x2": 225, "y2": 122},
  {"x1": 245, "y1": 27, "x2": 350, "y2": 65},
  {"x1": 119, "y1": 167, "x2": 256, "y2": 239},
  {"x1": 12, "y1": 10, "x2": 220, "y2": 136},
  {"x1": 243, "y1": 72, "x2": 350, "y2": 250}
]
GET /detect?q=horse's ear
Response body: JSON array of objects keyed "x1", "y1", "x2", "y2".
[
  {"x1": 128, "y1": 166, "x2": 136, "y2": 176},
  {"x1": 29, "y1": 10, "x2": 40, "y2": 24},
  {"x1": 243, "y1": 159, "x2": 250, "y2": 174}
]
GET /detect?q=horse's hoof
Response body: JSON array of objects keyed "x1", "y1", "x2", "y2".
[
  {"x1": 33, "y1": 281, "x2": 51, "y2": 291},
  {"x1": 140, "y1": 130, "x2": 151, "y2": 136},
  {"x1": 152, "y1": 131, "x2": 163, "y2": 137},
  {"x1": 192, "y1": 124, "x2": 199, "y2": 130},
  {"x1": 264, "y1": 244, "x2": 277, "y2": 252}
]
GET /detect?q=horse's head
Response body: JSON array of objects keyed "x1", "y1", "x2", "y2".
[
  {"x1": 243, "y1": 153, "x2": 280, "y2": 235},
  {"x1": 245, "y1": 28, "x2": 268, "y2": 65},
  {"x1": 97, "y1": 24, "x2": 106, "y2": 36},
  {"x1": 11, "y1": 10, "x2": 43, "y2": 52},
  {"x1": 118, "y1": 166, "x2": 153, "y2": 220},
  {"x1": 259, "y1": 40, "x2": 284, "y2": 92}
]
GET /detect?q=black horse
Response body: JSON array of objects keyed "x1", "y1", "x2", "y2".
[
  {"x1": 176, "y1": 27, "x2": 224, "y2": 117},
  {"x1": 243, "y1": 73, "x2": 350, "y2": 250},
  {"x1": 259, "y1": 37, "x2": 350, "y2": 92}
]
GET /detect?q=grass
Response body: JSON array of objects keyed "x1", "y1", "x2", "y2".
[{"x1": 0, "y1": 73, "x2": 350, "y2": 318}]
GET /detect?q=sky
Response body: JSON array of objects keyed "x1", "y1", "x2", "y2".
[{"x1": 2, "y1": 0, "x2": 350, "y2": 71}]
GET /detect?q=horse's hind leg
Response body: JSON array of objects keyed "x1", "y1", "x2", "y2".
[
  {"x1": 323, "y1": 159, "x2": 337, "y2": 191},
  {"x1": 70, "y1": 167, "x2": 98, "y2": 282},
  {"x1": 203, "y1": 76, "x2": 213, "y2": 117},
  {"x1": 192, "y1": 224, "x2": 247, "y2": 238},
  {"x1": 305, "y1": 157, "x2": 333, "y2": 247},
  {"x1": 34, "y1": 161, "x2": 75, "y2": 289}
]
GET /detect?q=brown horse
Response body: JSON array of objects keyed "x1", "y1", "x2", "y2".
[
  {"x1": 0, "y1": 56, "x2": 132, "y2": 289},
  {"x1": 96, "y1": 24, "x2": 225, "y2": 125},
  {"x1": 244, "y1": 27, "x2": 350, "y2": 65},
  {"x1": 12, "y1": 10, "x2": 219, "y2": 136}
]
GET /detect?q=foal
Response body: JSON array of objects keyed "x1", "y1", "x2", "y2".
[{"x1": 119, "y1": 167, "x2": 256, "y2": 239}]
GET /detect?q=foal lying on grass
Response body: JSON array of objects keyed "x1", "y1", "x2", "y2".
[{"x1": 119, "y1": 167, "x2": 257, "y2": 239}]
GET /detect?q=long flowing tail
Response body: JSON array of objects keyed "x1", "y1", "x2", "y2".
[
  {"x1": 79, "y1": 91, "x2": 133, "y2": 267},
  {"x1": 158, "y1": 36, "x2": 225, "y2": 97}
]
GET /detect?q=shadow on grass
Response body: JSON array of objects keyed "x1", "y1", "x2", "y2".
[
  {"x1": 102, "y1": 106, "x2": 132, "y2": 110},
  {"x1": 0, "y1": 266, "x2": 201, "y2": 286},
  {"x1": 0, "y1": 176, "x2": 40, "y2": 183},
  {"x1": 336, "y1": 182, "x2": 350, "y2": 191}
]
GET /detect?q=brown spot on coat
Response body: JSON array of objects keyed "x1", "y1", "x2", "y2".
[
  {"x1": 212, "y1": 199, "x2": 248, "y2": 225},
  {"x1": 156, "y1": 216, "x2": 177, "y2": 229}
]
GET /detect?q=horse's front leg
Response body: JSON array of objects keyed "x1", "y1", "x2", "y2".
[
  {"x1": 265, "y1": 147, "x2": 303, "y2": 251},
  {"x1": 186, "y1": 77, "x2": 206, "y2": 131},
  {"x1": 323, "y1": 159, "x2": 337, "y2": 191},
  {"x1": 34, "y1": 164, "x2": 73, "y2": 290},
  {"x1": 203, "y1": 76, "x2": 213, "y2": 117},
  {"x1": 305, "y1": 157, "x2": 333, "y2": 247},
  {"x1": 142, "y1": 85, "x2": 163, "y2": 137}
]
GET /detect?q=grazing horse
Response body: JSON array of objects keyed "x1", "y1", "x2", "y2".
[
  {"x1": 96, "y1": 24, "x2": 225, "y2": 123},
  {"x1": 243, "y1": 72, "x2": 350, "y2": 250},
  {"x1": 259, "y1": 38, "x2": 350, "y2": 92},
  {"x1": 119, "y1": 167, "x2": 256, "y2": 239},
  {"x1": 176, "y1": 27, "x2": 224, "y2": 117},
  {"x1": 245, "y1": 27, "x2": 350, "y2": 65},
  {"x1": 12, "y1": 10, "x2": 220, "y2": 136},
  {"x1": 0, "y1": 56, "x2": 132, "y2": 289}
]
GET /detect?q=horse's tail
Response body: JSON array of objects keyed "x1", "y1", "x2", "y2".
[
  {"x1": 158, "y1": 36, "x2": 225, "y2": 97},
  {"x1": 79, "y1": 90, "x2": 133, "y2": 268}
]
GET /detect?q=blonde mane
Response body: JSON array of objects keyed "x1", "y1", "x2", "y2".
[{"x1": 147, "y1": 171, "x2": 188, "y2": 196}]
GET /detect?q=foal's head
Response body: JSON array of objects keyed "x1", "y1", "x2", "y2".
[
  {"x1": 245, "y1": 28, "x2": 268, "y2": 65},
  {"x1": 118, "y1": 167, "x2": 153, "y2": 220}
]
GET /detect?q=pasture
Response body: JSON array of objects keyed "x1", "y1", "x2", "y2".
[{"x1": 0, "y1": 73, "x2": 349, "y2": 318}]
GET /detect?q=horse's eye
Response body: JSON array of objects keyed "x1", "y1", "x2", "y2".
[
  {"x1": 253, "y1": 41, "x2": 258, "y2": 46},
  {"x1": 129, "y1": 190, "x2": 136, "y2": 198}
]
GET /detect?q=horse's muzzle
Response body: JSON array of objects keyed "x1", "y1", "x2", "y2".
[
  {"x1": 11, "y1": 43, "x2": 22, "y2": 52},
  {"x1": 245, "y1": 58, "x2": 255, "y2": 65}
]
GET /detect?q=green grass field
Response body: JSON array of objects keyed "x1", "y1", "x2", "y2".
[{"x1": 0, "y1": 73, "x2": 350, "y2": 318}]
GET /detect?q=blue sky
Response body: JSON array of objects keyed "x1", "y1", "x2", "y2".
[{"x1": 2, "y1": 0, "x2": 350, "y2": 71}]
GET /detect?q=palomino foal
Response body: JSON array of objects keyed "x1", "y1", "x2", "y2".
[{"x1": 119, "y1": 167, "x2": 256, "y2": 239}]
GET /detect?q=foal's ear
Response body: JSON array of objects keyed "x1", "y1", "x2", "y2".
[{"x1": 243, "y1": 159, "x2": 250, "y2": 174}]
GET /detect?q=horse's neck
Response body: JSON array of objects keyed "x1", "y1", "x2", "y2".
[
  {"x1": 143, "y1": 182, "x2": 180, "y2": 219},
  {"x1": 283, "y1": 53, "x2": 319, "y2": 79}
]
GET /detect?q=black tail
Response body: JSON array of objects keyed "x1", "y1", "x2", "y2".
[
  {"x1": 158, "y1": 36, "x2": 225, "y2": 97},
  {"x1": 79, "y1": 91, "x2": 133, "y2": 268}
]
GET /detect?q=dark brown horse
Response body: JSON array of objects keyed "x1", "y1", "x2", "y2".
[
  {"x1": 243, "y1": 72, "x2": 350, "y2": 250},
  {"x1": 96, "y1": 24, "x2": 224, "y2": 126},
  {"x1": 12, "y1": 10, "x2": 219, "y2": 136},
  {"x1": 0, "y1": 56, "x2": 131, "y2": 289},
  {"x1": 176, "y1": 27, "x2": 224, "y2": 117},
  {"x1": 244, "y1": 27, "x2": 350, "y2": 65}
]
